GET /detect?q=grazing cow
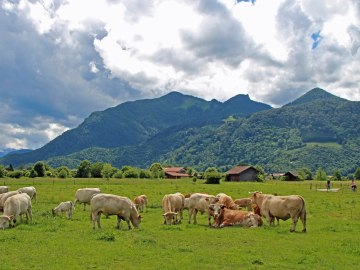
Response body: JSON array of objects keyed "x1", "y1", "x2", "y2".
[
  {"x1": 188, "y1": 193, "x2": 219, "y2": 226},
  {"x1": 216, "y1": 193, "x2": 239, "y2": 210},
  {"x1": 90, "y1": 193, "x2": 141, "y2": 230},
  {"x1": 162, "y1": 193, "x2": 185, "y2": 225},
  {"x1": 0, "y1": 191, "x2": 21, "y2": 212},
  {"x1": 52, "y1": 201, "x2": 74, "y2": 219},
  {"x1": 17, "y1": 186, "x2": 37, "y2": 202},
  {"x1": 133, "y1": 195, "x2": 148, "y2": 213},
  {"x1": 184, "y1": 198, "x2": 190, "y2": 210},
  {"x1": 0, "y1": 186, "x2": 9, "y2": 194},
  {"x1": 74, "y1": 188, "x2": 101, "y2": 211},
  {"x1": 209, "y1": 204, "x2": 263, "y2": 228},
  {"x1": 251, "y1": 192, "x2": 306, "y2": 232},
  {"x1": 234, "y1": 198, "x2": 253, "y2": 211},
  {"x1": 0, "y1": 193, "x2": 32, "y2": 229}
]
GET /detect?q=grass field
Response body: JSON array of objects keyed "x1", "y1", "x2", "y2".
[{"x1": 0, "y1": 178, "x2": 359, "y2": 270}]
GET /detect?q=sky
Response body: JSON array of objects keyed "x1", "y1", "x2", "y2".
[{"x1": 1, "y1": 0, "x2": 360, "y2": 151}]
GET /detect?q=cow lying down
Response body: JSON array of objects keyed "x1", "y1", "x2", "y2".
[{"x1": 209, "y1": 204, "x2": 262, "y2": 228}]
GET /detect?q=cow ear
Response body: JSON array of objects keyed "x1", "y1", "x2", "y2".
[
  {"x1": 8, "y1": 215, "x2": 14, "y2": 221},
  {"x1": 138, "y1": 215, "x2": 142, "y2": 219},
  {"x1": 221, "y1": 205, "x2": 226, "y2": 209},
  {"x1": 209, "y1": 204, "x2": 214, "y2": 210},
  {"x1": 205, "y1": 197, "x2": 209, "y2": 202},
  {"x1": 162, "y1": 214, "x2": 166, "y2": 217}
]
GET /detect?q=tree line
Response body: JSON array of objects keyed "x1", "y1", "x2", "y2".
[{"x1": 1, "y1": 161, "x2": 360, "y2": 181}]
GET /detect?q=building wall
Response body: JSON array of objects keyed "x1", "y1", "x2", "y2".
[{"x1": 229, "y1": 168, "x2": 258, "y2": 182}]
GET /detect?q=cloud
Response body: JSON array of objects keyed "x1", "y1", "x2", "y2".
[{"x1": 1, "y1": 0, "x2": 360, "y2": 151}]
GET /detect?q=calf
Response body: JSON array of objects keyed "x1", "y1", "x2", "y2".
[
  {"x1": 209, "y1": 204, "x2": 263, "y2": 228},
  {"x1": 133, "y1": 195, "x2": 148, "y2": 213},
  {"x1": 216, "y1": 193, "x2": 239, "y2": 210},
  {"x1": 234, "y1": 197, "x2": 253, "y2": 211},
  {"x1": 52, "y1": 201, "x2": 74, "y2": 219}
]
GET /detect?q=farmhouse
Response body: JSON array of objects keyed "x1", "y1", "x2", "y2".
[
  {"x1": 270, "y1": 171, "x2": 300, "y2": 181},
  {"x1": 225, "y1": 166, "x2": 259, "y2": 182},
  {"x1": 163, "y1": 167, "x2": 190, "y2": 179}
]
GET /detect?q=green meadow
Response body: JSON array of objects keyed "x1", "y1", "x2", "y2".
[{"x1": 0, "y1": 178, "x2": 359, "y2": 270}]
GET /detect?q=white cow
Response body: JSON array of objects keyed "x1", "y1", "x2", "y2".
[
  {"x1": 74, "y1": 188, "x2": 101, "y2": 211},
  {"x1": 188, "y1": 193, "x2": 219, "y2": 226},
  {"x1": 0, "y1": 193, "x2": 32, "y2": 229},
  {"x1": 17, "y1": 186, "x2": 37, "y2": 202},
  {"x1": 0, "y1": 186, "x2": 9, "y2": 194},
  {"x1": 0, "y1": 191, "x2": 21, "y2": 212},
  {"x1": 52, "y1": 201, "x2": 74, "y2": 219},
  {"x1": 90, "y1": 193, "x2": 141, "y2": 230},
  {"x1": 162, "y1": 192, "x2": 185, "y2": 225}
]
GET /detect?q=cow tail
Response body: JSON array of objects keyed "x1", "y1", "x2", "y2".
[{"x1": 299, "y1": 196, "x2": 307, "y2": 224}]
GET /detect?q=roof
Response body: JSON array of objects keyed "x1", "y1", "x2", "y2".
[
  {"x1": 164, "y1": 167, "x2": 185, "y2": 173},
  {"x1": 225, "y1": 166, "x2": 259, "y2": 175},
  {"x1": 164, "y1": 171, "x2": 190, "y2": 178}
]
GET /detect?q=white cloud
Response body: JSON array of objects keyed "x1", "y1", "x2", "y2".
[{"x1": 1, "y1": 0, "x2": 360, "y2": 151}]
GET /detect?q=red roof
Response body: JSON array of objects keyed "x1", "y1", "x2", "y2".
[
  {"x1": 165, "y1": 172, "x2": 190, "y2": 178},
  {"x1": 225, "y1": 166, "x2": 258, "y2": 175},
  {"x1": 164, "y1": 167, "x2": 186, "y2": 173}
]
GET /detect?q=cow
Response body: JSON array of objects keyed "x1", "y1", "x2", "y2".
[
  {"x1": 216, "y1": 193, "x2": 239, "y2": 210},
  {"x1": 90, "y1": 193, "x2": 141, "y2": 230},
  {"x1": 162, "y1": 192, "x2": 185, "y2": 225},
  {"x1": 0, "y1": 186, "x2": 9, "y2": 194},
  {"x1": 184, "y1": 198, "x2": 190, "y2": 210},
  {"x1": 52, "y1": 201, "x2": 74, "y2": 219},
  {"x1": 0, "y1": 191, "x2": 21, "y2": 212},
  {"x1": 234, "y1": 197, "x2": 253, "y2": 211},
  {"x1": 187, "y1": 193, "x2": 219, "y2": 226},
  {"x1": 17, "y1": 186, "x2": 37, "y2": 202},
  {"x1": 251, "y1": 192, "x2": 306, "y2": 232},
  {"x1": 74, "y1": 188, "x2": 101, "y2": 211},
  {"x1": 0, "y1": 193, "x2": 32, "y2": 229},
  {"x1": 133, "y1": 195, "x2": 148, "y2": 213},
  {"x1": 209, "y1": 204, "x2": 263, "y2": 228}
]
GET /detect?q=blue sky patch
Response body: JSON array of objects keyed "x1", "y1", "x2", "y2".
[
  {"x1": 235, "y1": 0, "x2": 256, "y2": 4},
  {"x1": 311, "y1": 30, "x2": 323, "y2": 49}
]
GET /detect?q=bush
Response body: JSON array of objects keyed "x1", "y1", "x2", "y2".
[
  {"x1": 204, "y1": 171, "x2": 221, "y2": 184},
  {"x1": 8, "y1": 170, "x2": 23, "y2": 178},
  {"x1": 112, "y1": 171, "x2": 123, "y2": 179}
]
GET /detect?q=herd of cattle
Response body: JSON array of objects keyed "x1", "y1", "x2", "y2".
[{"x1": 0, "y1": 186, "x2": 307, "y2": 232}]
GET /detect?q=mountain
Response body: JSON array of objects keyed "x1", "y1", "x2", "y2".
[
  {"x1": 0, "y1": 91, "x2": 271, "y2": 166},
  {"x1": 0, "y1": 148, "x2": 32, "y2": 158},
  {"x1": 35, "y1": 88, "x2": 360, "y2": 174}
]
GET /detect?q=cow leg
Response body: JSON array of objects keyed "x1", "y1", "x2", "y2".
[
  {"x1": 83, "y1": 203, "x2": 86, "y2": 211},
  {"x1": 300, "y1": 211, "x2": 307, "y2": 232},
  {"x1": 125, "y1": 218, "x2": 132, "y2": 230},
  {"x1": 290, "y1": 216, "x2": 299, "y2": 232},
  {"x1": 188, "y1": 208, "x2": 194, "y2": 224},
  {"x1": 193, "y1": 209, "x2": 198, "y2": 224},
  {"x1": 116, "y1": 216, "x2": 122, "y2": 229}
]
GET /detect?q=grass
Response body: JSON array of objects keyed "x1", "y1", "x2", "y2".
[{"x1": 0, "y1": 178, "x2": 359, "y2": 269}]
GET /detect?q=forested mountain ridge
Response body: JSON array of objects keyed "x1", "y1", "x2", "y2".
[
  {"x1": 0, "y1": 91, "x2": 271, "y2": 166},
  {"x1": 38, "y1": 87, "x2": 360, "y2": 175}
]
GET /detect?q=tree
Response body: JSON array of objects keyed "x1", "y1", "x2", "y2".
[
  {"x1": 315, "y1": 167, "x2": 327, "y2": 181},
  {"x1": 332, "y1": 170, "x2": 342, "y2": 181},
  {"x1": 204, "y1": 167, "x2": 221, "y2": 184},
  {"x1": 149, "y1": 163, "x2": 164, "y2": 178},
  {"x1": 355, "y1": 167, "x2": 360, "y2": 180},
  {"x1": 0, "y1": 165, "x2": 5, "y2": 178},
  {"x1": 33, "y1": 161, "x2": 46, "y2": 177},
  {"x1": 298, "y1": 168, "x2": 313, "y2": 180},
  {"x1": 90, "y1": 162, "x2": 104, "y2": 178},
  {"x1": 76, "y1": 160, "x2": 91, "y2": 178},
  {"x1": 57, "y1": 166, "x2": 71, "y2": 178},
  {"x1": 102, "y1": 163, "x2": 116, "y2": 179}
]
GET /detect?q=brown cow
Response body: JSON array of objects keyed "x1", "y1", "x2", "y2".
[
  {"x1": 216, "y1": 193, "x2": 239, "y2": 210},
  {"x1": 133, "y1": 195, "x2": 148, "y2": 213},
  {"x1": 162, "y1": 193, "x2": 185, "y2": 225},
  {"x1": 234, "y1": 198, "x2": 253, "y2": 211},
  {"x1": 251, "y1": 192, "x2": 306, "y2": 232},
  {"x1": 209, "y1": 204, "x2": 263, "y2": 228}
]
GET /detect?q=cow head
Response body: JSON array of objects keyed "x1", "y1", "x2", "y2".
[
  {"x1": 162, "y1": 212, "x2": 178, "y2": 225},
  {"x1": 0, "y1": 215, "x2": 12, "y2": 230},
  {"x1": 209, "y1": 204, "x2": 225, "y2": 219}
]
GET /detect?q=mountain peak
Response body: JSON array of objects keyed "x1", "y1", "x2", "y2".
[{"x1": 285, "y1": 88, "x2": 347, "y2": 107}]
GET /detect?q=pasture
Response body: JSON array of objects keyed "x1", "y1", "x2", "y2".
[{"x1": 0, "y1": 178, "x2": 359, "y2": 270}]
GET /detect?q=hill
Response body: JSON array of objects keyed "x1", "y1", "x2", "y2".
[
  {"x1": 0, "y1": 91, "x2": 271, "y2": 166},
  {"x1": 11, "y1": 88, "x2": 359, "y2": 175}
]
